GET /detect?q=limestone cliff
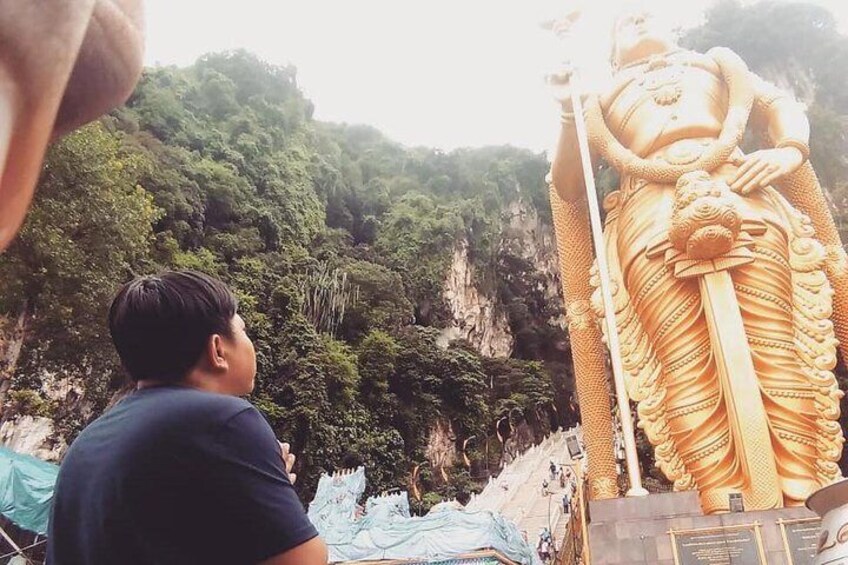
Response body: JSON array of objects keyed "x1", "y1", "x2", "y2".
[
  {"x1": 0, "y1": 376, "x2": 86, "y2": 461},
  {"x1": 439, "y1": 239, "x2": 514, "y2": 357},
  {"x1": 438, "y1": 194, "x2": 564, "y2": 358}
]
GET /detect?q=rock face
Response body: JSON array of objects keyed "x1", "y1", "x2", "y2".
[
  {"x1": 0, "y1": 415, "x2": 65, "y2": 462},
  {"x1": 439, "y1": 194, "x2": 564, "y2": 357},
  {"x1": 502, "y1": 197, "x2": 562, "y2": 316},
  {"x1": 0, "y1": 375, "x2": 86, "y2": 462},
  {"x1": 761, "y1": 61, "x2": 817, "y2": 106},
  {"x1": 440, "y1": 239, "x2": 514, "y2": 357},
  {"x1": 425, "y1": 418, "x2": 457, "y2": 476}
]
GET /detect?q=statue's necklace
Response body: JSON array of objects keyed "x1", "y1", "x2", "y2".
[
  {"x1": 638, "y1": 58, "x2": 685, "y2": 106},
  {"x1": 620, "y1": 51, "x2": 691, "y2": 109},
  {"x1": 585, "y1": 48, "x2": 754, "y2": 184},
  {"x1": 617, "y1": 48, "x2": 687, "y2": 71}
]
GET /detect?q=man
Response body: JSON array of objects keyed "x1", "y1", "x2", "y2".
[
  {"x1": 537, "y1": 537, "x2": 549, "y2": 563},
  {"x1": 47, "y1": 271, "x2": 328, "y2": 565}
]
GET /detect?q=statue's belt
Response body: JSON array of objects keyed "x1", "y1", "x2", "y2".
[{"x1": 620, "y1": 138, "x2": 746, "y2": 202}]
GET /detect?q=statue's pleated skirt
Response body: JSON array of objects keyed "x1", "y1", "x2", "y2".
[{"x1": 613, "y1": 163, "x2": 834, "y2": 513}]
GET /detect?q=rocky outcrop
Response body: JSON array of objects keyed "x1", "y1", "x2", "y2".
[
  {"x1": 439, "y1": 193, "x2": 565, "y2": 357},
  {"x1": 0, "y1": 309, "x2": 29, "y2": 411},
  {"x1": 425, "y1": 419, "x2": 457, "y2": 481},
  {"x1": 440, "y1": 239, "x2": 514, "y2": 357},
  {"x1": 0, "y1": 375, "x2": 87, "y2": 462},
  {"x1": 0, "y1": 415, "x2": 65, "y2": 462},
  {"x1": 761, "y1": 60, "x2": 817, "y2": 106},
  {"x1": 503, "y1": 198, "x2": 563, "y2": 319}
]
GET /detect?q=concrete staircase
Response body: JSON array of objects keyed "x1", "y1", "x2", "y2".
[{"x1": 467, "y1": 427, "x2": 583, "y2": 551}]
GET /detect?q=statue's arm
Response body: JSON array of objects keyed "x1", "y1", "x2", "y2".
[
  {"x1": 550, "y1": 112, "x2": 589, "y2": 202},
  {"x1": 750, "y1": 74, "x2": 810, "y2": 161},
  {"x1": 730, "y1": 74, "x2": 808, "y2": 194},
  {"x1": 547, "y1": 64, "x2": 605, "y2": 203}
]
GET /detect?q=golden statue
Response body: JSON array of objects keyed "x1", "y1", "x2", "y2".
[{"x1": 548, "y1": 9, "x2": 847, "y2": 513}]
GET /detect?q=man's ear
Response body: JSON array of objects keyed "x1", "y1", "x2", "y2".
[{"x1": 207, "y1": 334, "x2": 228, "y2": 371}]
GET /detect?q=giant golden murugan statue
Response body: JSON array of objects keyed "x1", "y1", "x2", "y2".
[{"x1": 548, "y1": 9, "x2": 848, "y2": 513}]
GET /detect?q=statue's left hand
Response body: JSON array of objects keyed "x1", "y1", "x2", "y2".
[{"x1": 729, "y1": 147, "x2": 804, "y2": 195}]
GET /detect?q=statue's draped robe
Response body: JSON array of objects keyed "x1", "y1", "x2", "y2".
[{"x1": 593, "y1": 53, "x2": 842, "y2": 513}]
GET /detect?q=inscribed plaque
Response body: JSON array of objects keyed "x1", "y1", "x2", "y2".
[
  {"x1": 673, "y1": 526, "x2": 763, "y2": 564},
  {"x1": 783, "y1": 519, "x2": 820, "y2": 565}
]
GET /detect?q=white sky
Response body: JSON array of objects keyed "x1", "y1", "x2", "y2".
[{"x1": 144, "y1": 0, "x2": 848, "y2": 152}]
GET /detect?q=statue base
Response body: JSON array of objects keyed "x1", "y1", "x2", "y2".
[{"x1": 587, "y1": 491, "x2": 819, "y2": 564}]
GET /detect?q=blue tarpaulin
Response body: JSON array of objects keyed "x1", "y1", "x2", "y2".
[
  {"x1": 0, "y1": 446, "x2": 58, "y2": 535},
  {"x1": 308, "y1": 467, "x2": 541, "y2": 564}
]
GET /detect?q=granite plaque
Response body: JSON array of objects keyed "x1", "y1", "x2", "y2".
[
  {"x1": 673, "y1": 526, "x2": 763, "y2": 564},
  {"x1": 728, "y1": 493, "x2": 744, "y2": 513},
  {"x1": 782, "y1": 519, "x2": 820, "y2": 565}
]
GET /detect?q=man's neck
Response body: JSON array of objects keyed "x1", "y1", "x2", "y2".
[
  {"x1": 136, "y1": 370, "x2": 239, "y2": 396},
  {"x1": 136, "y1": 379, "x2": 189, "y2": 390}
]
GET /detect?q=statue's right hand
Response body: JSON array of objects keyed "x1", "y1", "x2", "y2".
[{"x1": 547, "y1": 64, "x2": 575, "y2": 108}]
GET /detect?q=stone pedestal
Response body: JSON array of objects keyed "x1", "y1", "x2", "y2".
[{"x1": 587, "y1": 491, "x2": 817, "y2": 564}]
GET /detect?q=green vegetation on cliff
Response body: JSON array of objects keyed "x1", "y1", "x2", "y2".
[
  {"x1": 0, "y1": 0, "x2": 846, "y2": 504},
  {"x1": 0, "y1": 50, "x2": 565, "y2": 505}
]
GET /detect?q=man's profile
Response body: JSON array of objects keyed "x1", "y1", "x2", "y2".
[{"x1": 47, "y1": 271, "x2": 328, "y2": 565}]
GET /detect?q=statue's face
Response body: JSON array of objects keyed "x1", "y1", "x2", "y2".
[{"x1": 613, "y1": 10, "x2": 676, "y2": 67}]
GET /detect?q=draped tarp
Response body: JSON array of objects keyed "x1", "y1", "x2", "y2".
[
  {"x1": 307, "y1": 467, "x2": 541, "y2": 565},
  {"x1": 0, "y1": 446, "x2": 58, "y2": 535}
]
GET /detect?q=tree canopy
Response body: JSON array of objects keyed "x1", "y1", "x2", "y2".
[{"x1": 1, "y1": 1, "x2": 847, "y2": 504}]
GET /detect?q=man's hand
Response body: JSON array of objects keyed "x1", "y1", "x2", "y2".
[
  {"x1": 279, "y1": 442, "x2": 297, "y2": 485},
  {"x1": 260, "y1": 442, "x2": 328, "y2": 565},
  {"x1": 0, "y1": 0, "x2": 144, "y2": 251},
  {"x1": 730, "y1": 147, "x2": 804, "y2": 195}
]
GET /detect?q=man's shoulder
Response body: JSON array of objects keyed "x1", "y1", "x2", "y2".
[
  {"x1": 84, "y1": 387, "x2": 256, "y2": 442},
  {"x1": 62, "y1": 388, "x2": 264, "y2": 478}
]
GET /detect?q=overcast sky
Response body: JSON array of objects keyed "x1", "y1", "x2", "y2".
[{"x1": 144, "y1": 0, "x2": 848, "y2": 152}]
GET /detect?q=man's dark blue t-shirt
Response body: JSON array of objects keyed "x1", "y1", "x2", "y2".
[{"x1": 47, "y1": 386, "x2": 318, "y2": 565}]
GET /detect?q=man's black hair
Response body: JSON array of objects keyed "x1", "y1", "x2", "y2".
[{"x1": 108, "y1": 271, "x2": 238, "y2": 382}]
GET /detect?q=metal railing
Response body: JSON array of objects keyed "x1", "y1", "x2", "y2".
[{"x1": 556, "y1": 472, "x2": 588, "y2": 565}]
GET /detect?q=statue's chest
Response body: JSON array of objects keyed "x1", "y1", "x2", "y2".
[
  {"x1": 634, "y1": 65, "x2": 687, "y2": 105},
  {"x1": 605, "y1": 66, "x2": 728, "y2": 151}
]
